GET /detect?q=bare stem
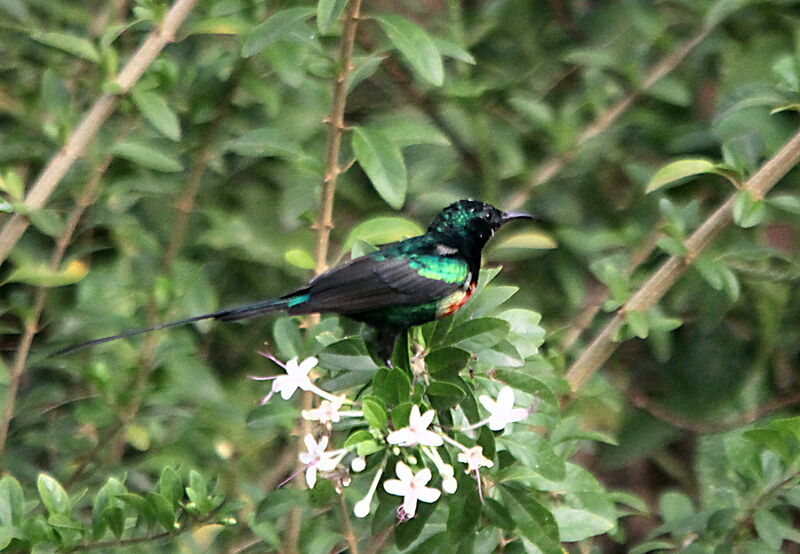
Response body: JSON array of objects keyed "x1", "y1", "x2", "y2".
[
  {"x1": 506, "y1": 25, "x2": 714, "y2": 211},
  {"x1": 0, "y1": 0, "x2": 199, "y2": 265},
  {"x1": 566, "y1": 127, "x2": 800, "y2": 392},
  {"x1": 312, "y1": 0, "x2": 363, "y2": 277}
]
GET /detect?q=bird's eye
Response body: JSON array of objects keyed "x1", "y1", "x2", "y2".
[{"x1": 482, "y1": 212, "x2": 490, "y2": 220}]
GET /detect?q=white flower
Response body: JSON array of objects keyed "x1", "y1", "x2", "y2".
[
  {"x1": 302, "y1": 395, "x2": 345, "y2": 424},
  {"x1": 250, "y1": 357, "x2": 318, "y2": 404},
  {"x1": 386, "y1": 405, "x2": 443, "y2": 447},
  {"x1": 273, "y1": 357, "x2": 317, "y2": 400},
  {"x1": 457, "y1": 446, "x2": 494, "y2": 473},
  {"x1": 298, "y1": 434, "x2": 339, "y2": 488},
  {"x1": 421, "y1": 445, "x2": 457, "y2": 494},
  {"x1": 442, "y1": 476, "x2": 458, "y2": 494},
  {"x1": 353, "y1": 467, "x2": 383, "y2": 518},
  {"x1": 383, "y1": 461, "x2": 441, "y2": 517},
  {"x1": 479, "y1": 386, "x2": 529, "y2": 431},
  {"x1": 351, "y1": 456, "x2": 367, "y2": 473}
]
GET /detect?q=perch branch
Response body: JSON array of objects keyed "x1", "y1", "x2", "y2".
[
  {"x1": 566, "y1": 127, "x2": 800, "y2": 392},
  {"x1": 0, "y1": 0, "x2": 199, "y2": 265}
]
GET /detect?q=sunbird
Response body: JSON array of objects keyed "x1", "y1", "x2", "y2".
[{"x1": 59, "y1": 200, "x2": 533, "y2": 363}]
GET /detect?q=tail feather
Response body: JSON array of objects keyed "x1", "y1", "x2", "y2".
[{"x1": 54, "y1": 297, "x2": 292, "y2": 357}]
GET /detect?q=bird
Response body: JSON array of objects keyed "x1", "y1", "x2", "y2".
[{"x1": 57, "y1": 200, "x2": 533, "y2": 364}]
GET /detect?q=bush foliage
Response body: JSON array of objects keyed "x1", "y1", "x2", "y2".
[{"x1": 1, "y1": 0, "x2": 800, "y2": 552}]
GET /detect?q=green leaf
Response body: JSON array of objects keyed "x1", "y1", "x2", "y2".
[
  {"x1": 427, "y1": 380, "x2": 465, "y2": 410},
  {"x1": 316, "y1": 0, "x2": 347, "y2": 34},
  {"x1": 626, "y1": 309, "x2": 649, "y2": 339},
  {"x1": 37, "y1": 474, "x2": 71, "y2": 516},
  {"x1": 284, "y1": 248, "x2": 315, "y2": 270},
  {"x1": 499, "y1": 432, "x2": 566, "y2": 481},
  {"x1": 5, "y1": 260, "x2": 88, "y2": 287},
  {"x1": 372, "y1": 367, "x2": 411, "y2": 406},
  {"x1": 32, "y1": 32, "x2": 99, "y2": 62},
  {"x1": 432, "y1": 37, "x2": 475, "y2": 64},
  {"x1": 146, "y1": 492, "x2": 175, "y2": 531},
  {"x1": 733, "y1": 190, "x2": 766, "y2": 228},
  {"x1": 629, "y1": 540, "x2": 675, "y2": 554},
  {"x1": 493, "y1": 370, "x2": 558, "y2": 413},
  {"x1": 226, "y1": 128, "x2": 303, "y2": 159},
  {"x1": 0, "y1": 476, "x2": 24, "y2": 526},
  {"x1": 242, "y1": 7, "x2": 315, "y2": 57},
  {"x1": 443, "y1": 317, "x2": 510, "y2": 353},
  {"x1": 659, "y1": 491, "x2": 693, "y2": 523},
  {"x1": 131, "y1": 87, "x2": 181, "y2": 141},
  {"x1": 373, "y1": 14, "x2": 444, "y2": 86},
  {"x1": 552, "y1": 506, "x2": 615, "y2": 542},
  {"x1": 352, "y1": 126, "x2": 407, "y2": 209},
  {"x1": 500, "y1": 484, "x2": 561, "y2": 554},
  {"x1": 27, "y1": 207, "x2": 64, "y2": 237},
  {"x1": 361, "y1": 396, "x2": 388, "y2": 430},
  {"x1": 341, "y1": 216, "x2": 423, "y2": 253},
  {"x1": 111, "y1": 141, "x2": 183, "y2": 172},
  {"x1": 104, "y1": 507, "x2": 125, "y2": 539},
  {"x1": 158, "y1": 467, "x2": 182, "y2": 509},
  {"x1": 645, "y1": 158, "x2": 718, "y2": 193},
  {"x1": 768, "y1": 194, "x2": 800, "y2": 215},
  {"x1": 92, "y1": 477, "x2": 125, "y2": 539},
  {"x1": 317, "y1": 336, "x2": 379, "y2": 372}
]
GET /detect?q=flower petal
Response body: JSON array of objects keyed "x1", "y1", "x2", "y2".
[
  {"x1": 402, "y1": 492, "x2": 418, "y2": 517},
  {"x1": 413, "y1": 467, "x2": 432, "y2": 486},
  {"x1": 386, "y1": 428, "x2": 415, "y2": 446},
  {"x1": 395, "y1": 461, "x2": 413, "y2": 482},
  {"x1": 416, "y1": 485, "x2": 441, "y2": 504},
  {"x1": 383, "y1": 479, "x2": 407, "y2": 497},
  {"x1": 418, "y1": 409, "x2": 436, "y2": 429},
  {"x1": 304, "y1": 434, "x2": 317, "y2": 452},
  {"x1": 305, "y1": 466, "x2": 317, "y2": 488},
  {"x1": 298, "y1": 356, "x2": 319, "y2": 373},
  {"x1": 496, "y1": 386, "x2": 515, "y2": 406},
  {"x1": 418, "y1": 430, "x2": 443, "y2": 447},
  {"x1": 478, "y1": 394, "x2": 495, "y2": 411}
]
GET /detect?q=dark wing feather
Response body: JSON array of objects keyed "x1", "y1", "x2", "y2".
[{"x1": 288, "y1": 251, "x2": 464, "y2": 315}]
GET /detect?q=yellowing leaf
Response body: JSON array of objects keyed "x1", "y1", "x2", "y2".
[{"x1": 5, "y1": 260, "x2": 88, "y2": 287}]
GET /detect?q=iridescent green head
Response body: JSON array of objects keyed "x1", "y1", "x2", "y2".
[{"x1": 427, "y1": 199, "x2": 533, "y2": 245}]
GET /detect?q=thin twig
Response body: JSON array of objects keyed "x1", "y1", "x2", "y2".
[
  {"x1": 506, "y1": 25, "x2": 714, "y2": 211},
  {"x1": 0, "y1": 141, "x2": 121, "y2": 459},
  {"x1": 0, "y1": 0, "x2": 199, "y2": 265},
  {"x1": 627, "y1": 386, "x2": 800, "y2": 434},
  {"x1": 312, "y1": 0, "x2": 363, "y2": 277},
  {"x1": 566, "y1": 126, "x2": 800, "y2": 392}
]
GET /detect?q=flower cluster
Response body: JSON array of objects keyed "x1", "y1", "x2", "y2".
[{"x1": 249, "y1": 355, "x2": 534, "y2": 519}]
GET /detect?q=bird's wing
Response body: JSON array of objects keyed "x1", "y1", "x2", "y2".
[{"x1": 287, "y1": 247, "x2": 469, "y2": 315}]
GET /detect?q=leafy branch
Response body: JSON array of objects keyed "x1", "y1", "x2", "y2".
[
  {"x1": 0, "y1": 0, "x2": 199, "y2": 265},
  {"x1": 567, "y1": 126, "x2": 800, "y2": 392}
]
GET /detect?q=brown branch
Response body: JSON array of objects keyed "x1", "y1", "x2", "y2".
[
  {"x1": 0, "y1": 0, "x2": 199, "y2": 265},
  {"x1": 506, "y1": 25, "x2": 714, "y2": 211},
  {"x1": 0, "y1": 137, "x2": 123, "y2": 459},
  {"x1": 560, "y1": 227, "x2": 663, "y2": 351},
  {"x1": 566, "y1": 126, "x2": 800, "y2": 393},
  {"x1": 627, "y1": 386, "x2": 800, "y2": 434}
]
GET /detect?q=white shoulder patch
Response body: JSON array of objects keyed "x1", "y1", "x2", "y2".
[{"x1": 435, "y1": 244, "x2": 458, "y2": 255}]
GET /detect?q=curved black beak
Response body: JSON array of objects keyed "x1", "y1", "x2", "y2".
[{"x1": 501, "y1": 211, "x2": 535, "y2": 223}]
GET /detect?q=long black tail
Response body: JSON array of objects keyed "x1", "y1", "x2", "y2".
[{"x1": 54, "y1": 297, "x2": 292, "y2": 357}]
